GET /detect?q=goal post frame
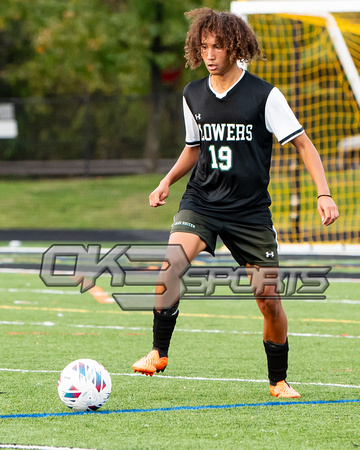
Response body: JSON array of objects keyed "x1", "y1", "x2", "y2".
[
  {"x1": 230, "y1": 1, "x2": 360, "y2": 15},
  {"x1": 230, "y1": 1, "x2": 360, "y2": 108}
]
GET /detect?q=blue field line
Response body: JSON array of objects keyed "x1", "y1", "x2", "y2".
[{"x1": 1, "y1": 398, "x2": 359, "y2": 420}]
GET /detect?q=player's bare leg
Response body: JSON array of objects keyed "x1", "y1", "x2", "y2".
[
  {"x1": 132, "y1": 232, "x2": 206, "y2": 376},
  {"x1": 248, "y1": 265, "x2": 301, "y2": 398},
  {"x1": 154, "y1": 232, "x2": 207, "y2": 313}
]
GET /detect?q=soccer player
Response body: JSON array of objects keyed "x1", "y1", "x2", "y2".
[{"x1": 132, "y1": 8, "x2": 339, "y2": 398}]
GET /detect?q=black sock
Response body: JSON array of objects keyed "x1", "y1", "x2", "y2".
[
  {"x1": 152, "y1": 307, "x2": 179, "y2": 358},
  {"x1": 263, "y1": 339, "x2": 289, "y2": 384}
]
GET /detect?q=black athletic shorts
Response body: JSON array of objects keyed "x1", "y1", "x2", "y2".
[{"x1": 170, "y1": 209, "x2": 279, "y2": 267}]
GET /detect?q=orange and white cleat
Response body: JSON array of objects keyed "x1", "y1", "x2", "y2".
[
  {"x1": 132, "y1": 350, "x2": 168, "y2": 376},
  {"x1": 269, "y1": 380, "x2": 301, "y2": 398}
]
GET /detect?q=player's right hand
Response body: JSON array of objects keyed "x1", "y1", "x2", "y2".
[{"x1": 149, "y1": 183, "x2": 169, "y2": 207}]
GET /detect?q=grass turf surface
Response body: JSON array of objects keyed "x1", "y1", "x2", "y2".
[
  {"x1": 0, "y1": 172, "x2": 358, "y2": 241},
  {"x1": 0, "y1": 175, "x2": 188, "y2": 230},
  {"x1": 0, "y1": 271, "x2": 359, "y2": 449}
]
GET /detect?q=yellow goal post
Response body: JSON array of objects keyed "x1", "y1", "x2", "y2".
[{"x1": 231, "y1": 1, "x2": 360, "y2": 247}]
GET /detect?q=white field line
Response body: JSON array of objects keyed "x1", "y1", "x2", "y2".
[
  {"x1": 0, "y1": 285, "x2": 360, "y2": 304},
  {"x1": 0, "y1": 269, "x2": 40, "y2": 275},
  {"x1": 0, "y1": 445, "x2": 95, "y2": 450},
  {"x1": 329, "y1": 278, "x2": 360, "y2": 283},
  {"x1": 0, "y1": 367, "x2": 359, "y2": 390},
  {"x1": 0, "y1": 288, "x2": 81, "y2": 295},
  {"x1": 1, "y1": 320, "x2": 360, "y2": 340}
]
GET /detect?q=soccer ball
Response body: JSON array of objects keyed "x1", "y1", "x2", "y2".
[{"x1": 58, "y1": 359, "x2": 111, "y2": 411}]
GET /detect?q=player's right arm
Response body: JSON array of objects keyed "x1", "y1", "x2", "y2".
[{"x1": 149, "y1": 145, "x2": 199, "y2": 207}]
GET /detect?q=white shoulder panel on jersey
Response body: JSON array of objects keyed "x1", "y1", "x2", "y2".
[
  {"x1": 265, "y1": 87, "x2": 304, "y2": 145},
  {"x1": 183, "y1": 96, "x2": 200, "y2": 147}
]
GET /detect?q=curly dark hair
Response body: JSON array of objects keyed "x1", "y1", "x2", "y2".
[{"x1": 184, "y1": 8, "x2": 265, "y2": 69}]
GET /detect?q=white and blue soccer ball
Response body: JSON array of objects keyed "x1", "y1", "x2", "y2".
[{"x1": 58, "y1": 359, "x2": 111, "y2": 411}]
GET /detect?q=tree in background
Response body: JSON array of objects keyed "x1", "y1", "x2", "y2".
[{"x1": 0, "y1": 0, "x2": 229, "y2": 166}]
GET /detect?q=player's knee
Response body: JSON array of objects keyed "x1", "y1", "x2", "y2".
[{"x1": 256, "y1": 297, "x2": 283, "y2": 319}]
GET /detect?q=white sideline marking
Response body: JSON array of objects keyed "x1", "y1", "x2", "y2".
[
  {"x1": 0, "y1": 367, "x2": 359, "y2": 390},
  {"x1": 0, "y1": 288, "x2": 81, "y2": 295},
  {"x1": 0, "y1": 268, "x2": 359, "y2": 284},
  {"x1": 0, "y1": 269, "x2": 40, "y2": 275},
  {"x1": 1, "y1": 321, "x2": 360, "y2": 340},
  {"x1": 132, "y1": 373, "x2": 360, "y2": 390},
  {"x1": 0, "y1": 368, "x2": 59, "y2": 374},
  {"x1": 0, "y1": 445, "x2": 95, "y2": 450},
  {"x1": 1, "y1": 284, "x2": 360, "y2": 303},
  {"x1": 329, "y1": 279, "x2": 360, "y2": 283},
  {"x1": 300, "y1": 299, "x2": 360, "y2": 304}
]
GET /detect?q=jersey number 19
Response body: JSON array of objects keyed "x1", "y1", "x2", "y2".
[{"x1": 208, "y1": 145, "x2": 233, "y2": 171}]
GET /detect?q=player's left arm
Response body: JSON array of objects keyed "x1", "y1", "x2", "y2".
[{"x1": 291, "y1": 132, "x2": 339, "y2": 226}]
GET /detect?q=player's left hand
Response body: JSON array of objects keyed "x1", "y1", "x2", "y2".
[{"x1": 318, "y1": 196, "x2": 339, "y2": 226}]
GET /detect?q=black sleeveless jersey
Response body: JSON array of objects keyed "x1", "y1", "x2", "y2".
[{"x1": 179, "y1": 71, "x2": 276, "y2": 224}]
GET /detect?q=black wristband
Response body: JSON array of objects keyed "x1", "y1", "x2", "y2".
[{"x1": 317, "y1": 194, "x2": 332, "y2": 199}]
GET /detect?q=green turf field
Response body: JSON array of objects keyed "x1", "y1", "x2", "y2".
[
  {"x1": 0, "y1": 268, "x2": 359, "y2": 449},
  {"x1": 0, "y1": 172, "x2": 358, "y2": 239},
  {"x1": 0, "y1": 175, "x2": 187, "y2": 230}
]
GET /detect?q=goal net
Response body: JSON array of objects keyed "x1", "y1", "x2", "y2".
[{"x1": 231, "y1": 1, "x2": 360, "y2": 244}]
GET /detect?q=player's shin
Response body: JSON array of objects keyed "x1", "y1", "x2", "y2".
[
  {"x1": 263, "y1": 338, "x2": 289, "y2": 384},
  {"x1": 152, "y1": 303, "x2": 179, "y2": 358}
]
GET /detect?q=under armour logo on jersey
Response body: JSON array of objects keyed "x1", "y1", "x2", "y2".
[
  {"x1": 195, "y1": 113, "x2": 202, "y2": 120},
  {"x1": 266, "y1": 251, "x2": 274, "y2": 258}
]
